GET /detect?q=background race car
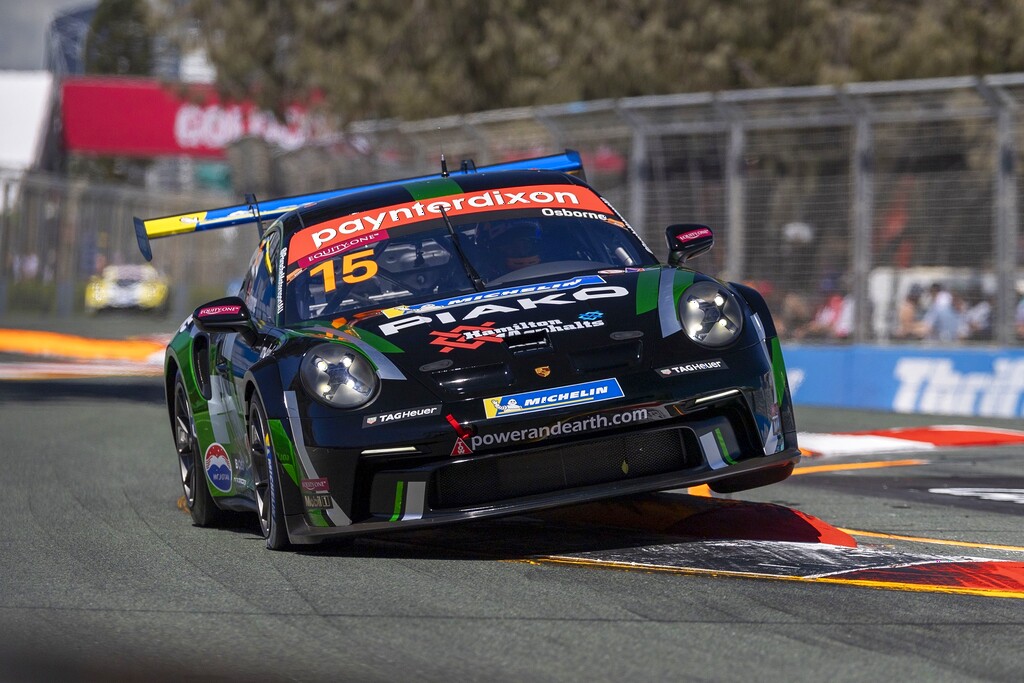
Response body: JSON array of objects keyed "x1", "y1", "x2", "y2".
[{"x1": 85, "y1": 264, "x2": 169, "y2": 314}]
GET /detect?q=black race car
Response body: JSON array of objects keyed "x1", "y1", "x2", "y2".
[{"x1": 136, "y1": 150, "x2": 799, "y2": 550}]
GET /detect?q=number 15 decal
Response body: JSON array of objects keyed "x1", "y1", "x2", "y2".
[{"x1": 309, "y1": 249, "x2": 378, "y2": 292}]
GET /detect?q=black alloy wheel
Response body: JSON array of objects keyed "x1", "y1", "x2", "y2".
[{"x1": 173, "y1": 370, "x2": 227, "y2": 526}]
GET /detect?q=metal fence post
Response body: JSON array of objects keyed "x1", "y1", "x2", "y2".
[
  {"x1": 0, "y1": 178, "x2": 10, "y2": 318},
  {"x1": 616, "y1": 106, "x2": 649, "y2": 242},
  {"x1": 725, "y1": 121, "x2": 745, "y2": 281},
  {"x1": 55, "y1": 180, "x2": 81, "y2": 317},
  {"x1": 993, "y1": 92, "x2": 1018, "y2": 346},
  {"x1": 851, "y1": 112, "x2": 874, "y2": 343}
]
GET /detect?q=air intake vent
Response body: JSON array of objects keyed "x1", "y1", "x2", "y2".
[
  {"x1": 432, "y1": 428, "x2": 693, "y2": 509},
  {"x1": 569, "y1": 340, "x2": 642, "y2": 373},
  {"x1": 432, "y1": 362, "x2": 513, "y2": 395},
  {"x1": 504, "y1": 329, "x2": 551, "y2": 354}
]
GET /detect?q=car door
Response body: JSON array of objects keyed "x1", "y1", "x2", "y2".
[{"x1": 210, "y1": 228, "x2": 281, "y2": 492}]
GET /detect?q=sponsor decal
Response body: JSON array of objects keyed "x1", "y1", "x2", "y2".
[
  {"x1": 534, "y1": 366, "x2": 551, "y2": 378},
  {"x1": 198, "y1": 304, "x2": 241, "y2": 318},
  {"x1": 483, "y1": 378, "x2": 624, "y2": 419},
  {"x1": 295, "y1": 230, "x2": 388, "y2": 270},
  {"x1": 276, "y1": 246, "x2": 287, "y2": 314},
  {"x1": 429, "y1": 322, "x2": 506, "y2": 353},
  {"x1": 301, "y1": 477, "x2": 331, "y2": 509},
  {"x1": 540, "y1": 207, "x2": 613, "y2": 221},
  {"x1": 380, "y1": 275, "x2": 606, "y2": 319},
  {"x1": 362, "y1": 404, "x2": 442, "y2": 427},
  {"x1": 656, "y1": 359, "x2": 727, "y2": 377},
  {"x1": 303, "y1": 493, "x2": 332, "y2": 510},
  {"x1": 301, "y1": 477, "x2": 329, "y2": 493},
  {"x1": 450, "y1": 438, "x2": 473, "y2": 457},
  {"x1": 204, "y1": 442, "x2": 233, "y2": 493},
  {"x1": 471, "y1": 408, "x2": 649, "y2": 449},
  {"x1": 676, "y1": 227, "x2": 712, "y2": 243},
  {"x1": 460, "y1": 318, "x2": 604, "y2": 341},
  {"x1": 894, "y1": 357, "x2": 1024, "y2": 417},
  {"x1": 289, "y1": 185, "x2": 611, "y2": 265},
  {"x1": 578, "y1": 311, "x2": 603, "y2": 322},
  {"x1": 378, "y1": 285, "x2": 628, "y2": 336}
]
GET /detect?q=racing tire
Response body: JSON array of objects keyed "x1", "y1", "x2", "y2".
[
  {"x1": 172, "y1": 370, "x2": 229, "y2": 526},
  {"x1": 248, "y1": 397, "x2": 290, "y2": 551}
]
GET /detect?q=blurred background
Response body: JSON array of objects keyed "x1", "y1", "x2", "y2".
[{"x1": 2, "y1": 0, "x2": 1024, "y2": 348}]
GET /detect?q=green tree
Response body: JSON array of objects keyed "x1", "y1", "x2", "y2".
[
  {"x1": 85, "y1": 0, "x2": 153, "y2": 76},
  {"x1": 175, "y1": 0, "x2": 1024, "y2": 123},
  {"x1": 77, "y1": 0, "x2": 155, "y2": 183}
]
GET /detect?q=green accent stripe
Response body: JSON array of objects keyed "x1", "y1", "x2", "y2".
[
  {"x1": 352, "y1": 328, "x2": 404, "y2": 354},
  {"x1": 268, "y1": 418, "x2": 300, "y2": 486},
  {"x1": 671, "y1": 270, "x2": 697, "y2": 307},
  {"x1": 715, "y1": 428, "x2": 737, "y2": 465},
  {"x1": 390, "y1": 480, "x2": 405, "y2": 522},
  {"x1": 308, "y1": 510, "x2": 330, "y2": 527},
  {"x1": 636, "y1": 269, "x2": 661, "y2": 314},
  {"x1": 404, "y1": 177, "x2": 464, "y2": 200},
  {"x1": 770, "y1": 337, "x2": 787, "y2": 406}
]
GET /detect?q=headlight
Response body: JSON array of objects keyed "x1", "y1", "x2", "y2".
[
  {"x1": 679, "y1": 281, "x2": 744, "y2": 347},
  {"x1": 86, "y1": 281, "x2": 108, "y2": 306},
  {"x1": 300, "y1": 344, "x2": 379, "y2": 408}
]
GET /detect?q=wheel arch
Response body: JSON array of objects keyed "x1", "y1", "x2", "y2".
[
  {"x1": 730, "y1": 281, "x2": 779, "y2": 338},
  {"x1": 164, "y1": 354, "x2": 180, "y2": 433}
]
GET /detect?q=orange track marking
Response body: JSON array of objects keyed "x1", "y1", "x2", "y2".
[{"x1": 0, "y1": 328, "x2": 165, "y2": 362}]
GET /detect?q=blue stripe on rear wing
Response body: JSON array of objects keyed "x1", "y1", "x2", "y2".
[{"x1": 134, "y1": 149, "x2": 583, "y2": 261}]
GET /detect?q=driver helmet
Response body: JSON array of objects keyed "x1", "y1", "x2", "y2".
[{"x1": 477, "y1": 219, "x2": 544, "y2": 272}]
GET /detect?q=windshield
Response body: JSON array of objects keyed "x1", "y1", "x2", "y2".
[{"x1": 283, "y1": 190, "x2": 656, "y2": 322}]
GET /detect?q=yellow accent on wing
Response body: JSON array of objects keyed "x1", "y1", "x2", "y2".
[{"x1": 144, "y1": 211, "x2": 208, "y2": 239}]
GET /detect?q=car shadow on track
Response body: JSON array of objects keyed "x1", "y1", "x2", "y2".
[{"x1": 291, "y1": 492, "x2": 849, "y2": 561}]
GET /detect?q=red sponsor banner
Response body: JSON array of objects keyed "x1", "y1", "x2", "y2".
[
  {"x1": 287, "y1": 184, "x2": 612, "y2": 265},
  {"x1": 61, "y1": 76, "x2": 331, "y2": 158}
]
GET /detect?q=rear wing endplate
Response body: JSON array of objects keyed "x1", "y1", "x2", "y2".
[{"x1": 134, "y1": 149, "x2": 584, "y2": 261}]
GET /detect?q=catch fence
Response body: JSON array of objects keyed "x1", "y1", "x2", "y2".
[{"x1": 2, "y1": 73, "x2": 1023, "y2": 346}]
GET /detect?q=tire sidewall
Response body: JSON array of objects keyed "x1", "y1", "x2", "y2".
[{"x1": 250, "y1": 398, "x2": 290, "y2": 550}]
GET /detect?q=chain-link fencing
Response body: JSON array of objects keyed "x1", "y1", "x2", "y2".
[{"x1": 2, "y1": 74, "x2": 1023, "y2": 345}]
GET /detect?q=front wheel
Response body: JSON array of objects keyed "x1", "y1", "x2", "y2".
[
  {"x1": 172, "y1": 371, "x2": 228, "y2": 526},
  {"x1": 248, "y1": 397, "x2": 290, "y2": 550}
]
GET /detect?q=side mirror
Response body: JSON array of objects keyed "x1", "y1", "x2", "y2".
[
  {"x1": 666, "y1": 224, "x2": 714, "y2": 266},
  {"x1": 193, "y1": 296, "x2": 256, "y2": 343}
]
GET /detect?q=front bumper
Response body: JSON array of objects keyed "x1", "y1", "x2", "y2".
[{"x1": 276, "y1": 385, "x2": 799, "y2": 545}]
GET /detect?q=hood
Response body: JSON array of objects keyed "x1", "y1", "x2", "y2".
[{"x1": 316, "y1": 267, "x2": 739, "y2": 401}]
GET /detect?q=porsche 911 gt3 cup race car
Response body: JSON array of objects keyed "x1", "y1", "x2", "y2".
[{"x1": 136, "y1": 150, "x2": 799, "y2": 550}]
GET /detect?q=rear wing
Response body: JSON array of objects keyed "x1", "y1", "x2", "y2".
[{"x1": 134, "y1": 149, "x2": 584, "y2": 261}]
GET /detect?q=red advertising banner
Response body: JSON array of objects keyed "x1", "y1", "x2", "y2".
[{"x1": 61, "y1": 76, "x2": 332, "y2": 158}]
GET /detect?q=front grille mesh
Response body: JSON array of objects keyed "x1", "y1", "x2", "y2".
[{"x1": 432, "y1": 429, "x2": 692, "y2": 510}]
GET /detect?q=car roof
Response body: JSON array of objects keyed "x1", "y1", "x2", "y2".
[{"x1": 281, "y1": 169, "x2": 590, "y2": 238}]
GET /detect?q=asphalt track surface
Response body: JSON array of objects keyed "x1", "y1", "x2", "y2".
[{"x1": 1, "y1": 376, "x2": 1023, "y2": 682}]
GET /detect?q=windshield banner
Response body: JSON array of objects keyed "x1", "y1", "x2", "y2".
[{"x1": 287, "y1": 184, "x2": 611, "y2": 266}]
